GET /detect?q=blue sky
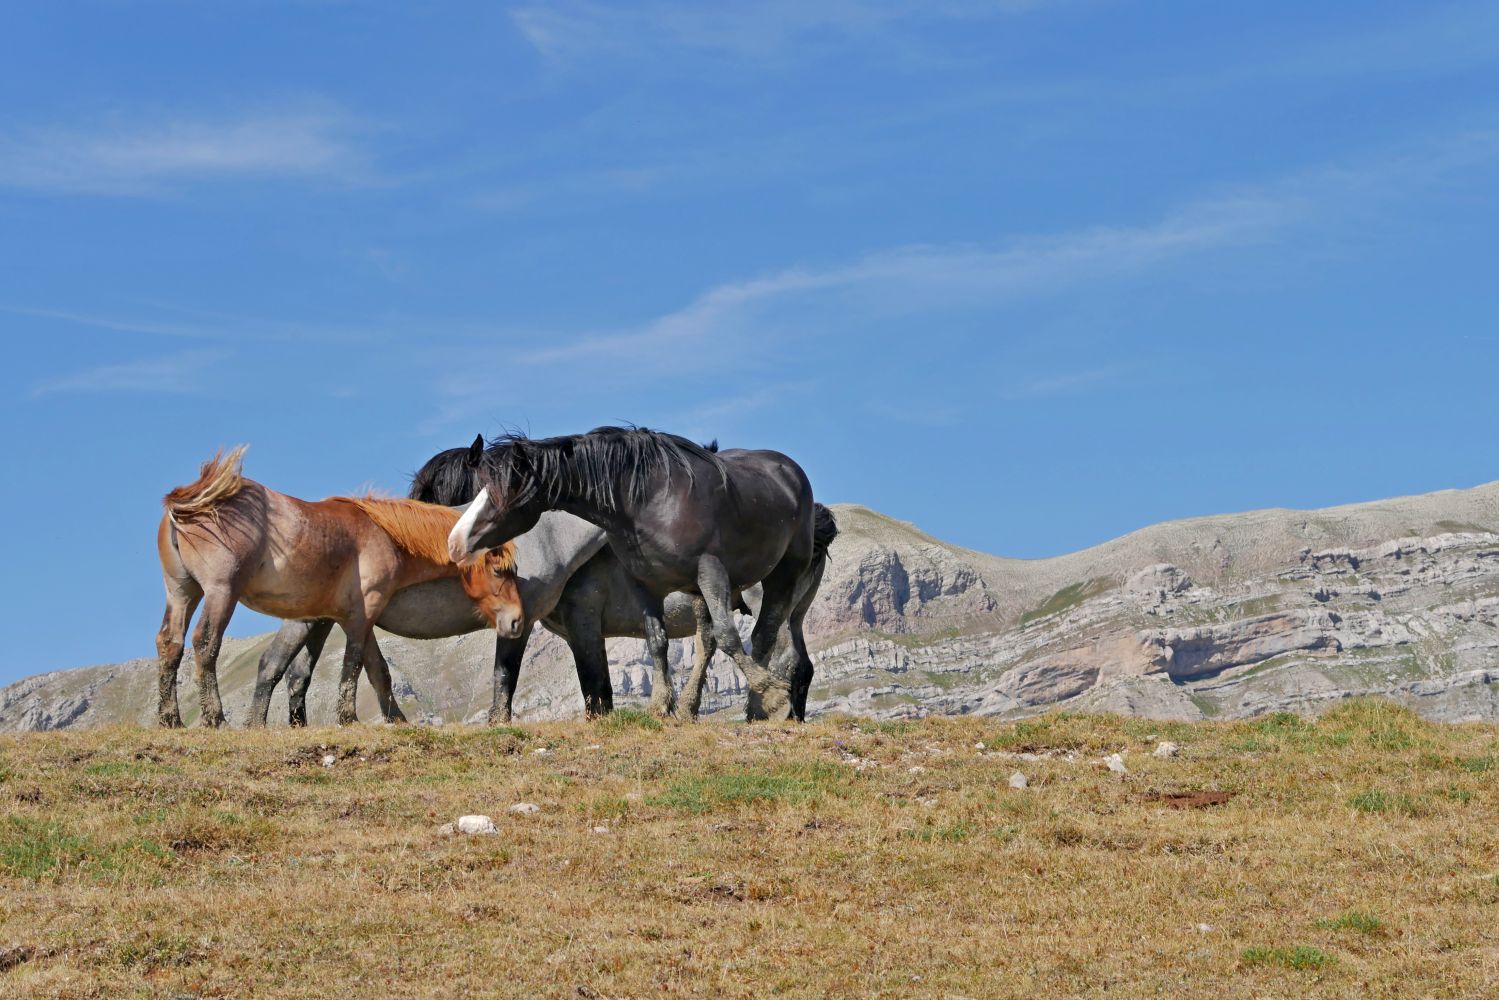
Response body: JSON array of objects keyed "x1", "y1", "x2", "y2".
[{"x1": 3, "y1": 1, "x2": 1498, "y2": 682}]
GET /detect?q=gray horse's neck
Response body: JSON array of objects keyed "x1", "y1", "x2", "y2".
[{"x1": 509, "y1": 510, "x2": 610, "y2": 621}]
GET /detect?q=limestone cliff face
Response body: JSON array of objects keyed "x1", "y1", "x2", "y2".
[{"x1": 6, "y1": 483, "x2": 1499, "y2": 731}]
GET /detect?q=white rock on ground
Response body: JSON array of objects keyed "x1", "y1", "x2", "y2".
[
  {"x1": 1105, "y1": 753, "x2": 1129, "y2": 775},
  {"x1": 321, "y1": 754, "x2": 336, "y2": 768},
  {"x1": 508, "y1": 803, "x2": 540, "y2": 815},
  {"x1": 1008, "y1": 772, "x2": 1029, "y2": 790},
  {"x1": 1152, "y1": 741, "x2": 1181, "y2": 758},
  {"x1": 456, "y1": 815, "x2": 498, "y2": 835}
]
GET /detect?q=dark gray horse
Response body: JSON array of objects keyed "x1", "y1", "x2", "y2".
[
  {"x1": 448, "y1": 427, "x2": 820, "y2": 721},
  {"x1": 249, "y1": 438, "x2": 837, "y2": 724}
]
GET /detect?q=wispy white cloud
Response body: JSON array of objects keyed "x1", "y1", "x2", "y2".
[
  {"x1": 510, "y1": 0, "x2": 1044, "y2": 61},
  {"x1": 0, "y1": 101, "x2": 370, "y2": 195},
  {"x1": 31, "y1": 349, "x2": 230, "y2": 397},
  {"x1": 1001, "y1": 367, "x2": 1122, "y2": 400},
  {"x1": 515, "y1": 128, "x2": 1499, "y2": 370},
  {"x1": 0, "y1": 305, "x2": 219, "y2": 339},
  {"x1": 520, "y1": 191, "x2": 1291, "y2": 367}
]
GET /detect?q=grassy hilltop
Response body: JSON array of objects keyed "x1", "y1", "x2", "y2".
[{"x1": 2, "y1": 702, "x2": 1497, "y2": 998}]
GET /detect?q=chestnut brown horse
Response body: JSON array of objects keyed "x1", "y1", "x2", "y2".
[{"x1": 155, "y1": 448, "x2": 522, "y2": 728}]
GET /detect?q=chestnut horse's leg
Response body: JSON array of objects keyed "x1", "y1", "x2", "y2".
[
  {"x1": 361, "y1": 638, "x2": 408, "y2": 724},
  {"x1": 155, "y1": 583, "x2": 202, "y2": 729},
  {"x1": 677, "y1": 597, "x2": 717, "y2": 722},
  {"x1": 335, "y1": 618, "x2": 370, "y2": 726},
  {"x1": 190, "y1": 592, "x2": 237, "y2": 728},
  {"x1": 285, "y1": 622, "x2": 333, "y2": 727}
]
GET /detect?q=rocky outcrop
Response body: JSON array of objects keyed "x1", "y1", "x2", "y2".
[{"x1": 6, "y1": 483, "x2": 1499, "y2": 730}]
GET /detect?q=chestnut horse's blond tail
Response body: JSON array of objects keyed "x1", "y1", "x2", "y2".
[{"x1": 164, "y1": 446, "x2": 249, "y2": 522}]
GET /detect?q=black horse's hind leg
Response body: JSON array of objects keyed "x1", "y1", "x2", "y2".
[
  {"x1": 787, "y1": 556, "x2": 827, "y2": 721},
  {"x1": 627, "y1": 581, "x2": 675, "y2": 717},
  {"x1": 489, "y1": 626, "x2": 532, "y2": 724},
  {"x1": 285, "y1": 621, "x2": 333, "y2": 727},
  {"x1": 249, "y1": 621, "x2": 315, "y2": 728},
  {"x1": 742, "y1": 555, "x2": 811, "y2": 723},
  {"x1": 678, "y1": 597, "x2": 717, "y2": 721}
]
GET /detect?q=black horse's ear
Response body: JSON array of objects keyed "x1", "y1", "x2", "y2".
[{"x1": 466, "y1": 434, "x2": 484, "y2": 467}]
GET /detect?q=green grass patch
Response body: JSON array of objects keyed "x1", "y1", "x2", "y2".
[
  {"x1": 650, "y1": 762, "x2": 849, "y2": 814},
  {"x1": 856, "y1": 719, "x2": 923, "y2": 737},
  {"x1": 1020, "y1": 578, "x2": 1114, "y2": 626},
  {"x1": 0, "y1": 816, "x2": 176, "y2": 881},
  {"x1": 595, "y1": 708, "x2": 664, "y2": 734},
  {"x1": 903, "y1": 820, "x2": 976, "y2": 843},
  {"x1": 486, "y1": 725, "x2": 531, "y2": 741},
  {"x1": 1240, "y1": 946, "x2": 1333, "y2": 970},
  {"x1": 1316, "y1": 911, "x2": 1384, "y2": 935},
  {"x1": 1348, "y1": 790, "x2": 1426, "y2": 817},
  {"x1": 83, "y1": 759, "x2": 183, "y2": 778}
]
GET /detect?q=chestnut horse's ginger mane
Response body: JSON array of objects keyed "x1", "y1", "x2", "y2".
[
  {"x1": 332, "y1": 496, "x2": 518, "y2": 572},
  {"x1": 164, "y1": 446, "x2": 248, "y2": 522}
]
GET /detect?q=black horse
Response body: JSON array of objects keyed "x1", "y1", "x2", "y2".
[
  {"x1": 449, "y1": 427, "x2": 820, "y2": 721},
  {"x1": 251, "y1": 436, "x2": 837, "y2": 723}
]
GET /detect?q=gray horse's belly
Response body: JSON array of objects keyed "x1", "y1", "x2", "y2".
[{"x1": 376, "y1": 578, "x2": 487, "y2": 640}]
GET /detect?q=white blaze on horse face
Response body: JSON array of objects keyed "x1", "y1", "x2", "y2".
[{"x1": 448, "y1": 487, "x2": 491, "y2": 563}]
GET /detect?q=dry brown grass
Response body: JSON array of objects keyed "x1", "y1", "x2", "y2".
[{"x1": 1, "y1": 700, "x2": 1497, "y2": 998}]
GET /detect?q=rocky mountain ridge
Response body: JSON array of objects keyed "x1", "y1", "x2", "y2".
[{"x1": 5, "y1": 482, "x2": 1499, "y2": 730}]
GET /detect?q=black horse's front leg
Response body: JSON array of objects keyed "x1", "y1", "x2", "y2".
[
  {"x1": 489, "y1": 625, "x2": 532, "y2": 724},
  {"x1": 554, "y1": 599, "x2": 614, "y2": 718}
]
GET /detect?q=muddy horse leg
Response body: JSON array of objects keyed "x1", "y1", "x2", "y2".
[
  {"x1": 285, "y1": 622, "x2": 333, "y2": 727},
  {"x1": 362, "y1": 638, "x2": 408, "y2": 724},
  {"x1": 155, "y1": 582, "x2": 202, "y2": 729},
  {"x1": 697, "y1": 554, "x2": 796, "y2": 722},
  {"x1": 742, "y1": 556, "x2": 809, "y2": 723},
  {"x1": 190, "y1": 592, "x2": 237, "y2": 728},
  {"x1": 624, "y1": 580, "x2": 674, "y2": 718},
  {"x1": 677, "y1": 597, "x2": 717, "y2": 721},
  {"x1": 249, "y1": 620, "x2": 316, "y2": 728},
  {"x1": 336, "y1": 616, "x2": 371, "y2": 726}
]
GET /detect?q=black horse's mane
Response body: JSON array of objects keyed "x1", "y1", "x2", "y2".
[
  {"x1": 408, "y1": 447, "x2": 483, "y2": 506},
  {"x1": 479, "y1": 426, "x2": 728, "y2": 513}
]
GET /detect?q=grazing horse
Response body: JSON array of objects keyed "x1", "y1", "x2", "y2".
[
  {"x1": 155, "y1": 448, "x2": 522, "y2": 728},
  {"x1": 448, "y1": 427, "x2": 818, "y2": 721},
  {"x1": 253, "y1": 438, "x2": 838, "y2": 723}
]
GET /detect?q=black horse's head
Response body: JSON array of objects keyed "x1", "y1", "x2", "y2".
[{"x1": 446, "y1": 434, "x2": 552, "y2": 563}]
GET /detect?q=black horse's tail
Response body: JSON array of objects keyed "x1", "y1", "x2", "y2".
[{"x1": 812, "y1": 503, "x2": 839, "y2": 562}]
